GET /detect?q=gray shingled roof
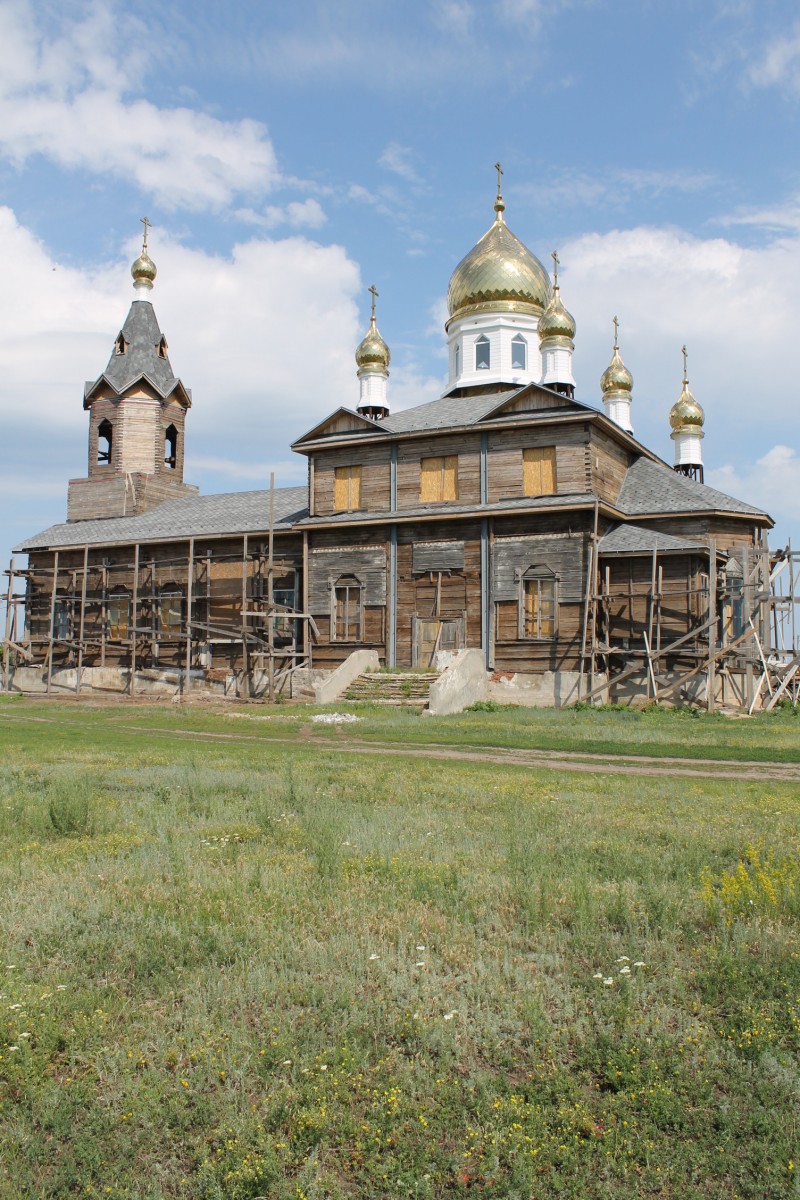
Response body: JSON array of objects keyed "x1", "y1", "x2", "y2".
[
  {"x1": 599, "y1": 524, "x2": 709, "y2": 555},
  {"x1": 14, "y1": 487, "x2": 308, "y2": 552},
  {"x1": 84, "y1": 300, "x2": 189, "y2": 403},
  {"x1": 297, "y1": 492, "x2": 595, "y2": 527},
  {"x1": 618, "y1": 457, "x2": 766, "y2": 518}
]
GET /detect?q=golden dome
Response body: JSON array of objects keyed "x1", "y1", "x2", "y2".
[
  {"x1": 601, "y1": 319, "x2": 633, "y2": 394},
  {"x1": 131, "y1": 250, "x2": 157, "y2": 285},
  {"x1": 446, "y1": 205, "x2": 551, "y2": 325},
  {"x1": 669, "y1": 381, "x2": 705, "y2": 431},
  {"x1": 355, "y1": 316, "x2": 390, "y2": 373},
  {"x1": 538, "y1": 285, "x2": 576, "y2": 342}
]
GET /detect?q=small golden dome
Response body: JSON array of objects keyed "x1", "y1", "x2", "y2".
[
  {"x1": 601, "y1": 349, "x2": 633, "y2": 394},
  {"x1": 131, "y1": 250, "x2": 157, "y2": 285},
  {"x1": 669, "y1": 382, "x2": 705, "y2": 431},
  {"x1": 355, "y1": 317, "x2": 390, "y2": 373},
  {"x1": 538, "y1": 285, "x2": 576, "y2": 342},
  {"x1": 446, "y1": 209, "x2": 550, "y2": 324}
]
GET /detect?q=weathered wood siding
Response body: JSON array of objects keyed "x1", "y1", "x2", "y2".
[
  {"x1": 311, "y1": 444, "x2": 391, "y2": 516},
  {"x1": 487, "y1": 425, "x2": 590, "y2": 502},
  {"x1": 396, "y1": 436, "x2": 480, "y2": 510},
  {"x1": 412, "y1": 541, "x2": 465, "y2": 573},
  {"x1": 590, "y1": 428, "x2": 631, "y2": 505},
  {"x1": 308, "y1": 546, "x2": 387, "y2": 614}
]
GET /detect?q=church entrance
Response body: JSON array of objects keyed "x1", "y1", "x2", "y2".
[{"x1": 412, "y1": 615, "x2": 465, "y2": 668}]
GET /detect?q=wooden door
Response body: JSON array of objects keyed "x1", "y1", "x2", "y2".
[{"x1": 412, "y1": 615, "x2": 465, "y2": 668}]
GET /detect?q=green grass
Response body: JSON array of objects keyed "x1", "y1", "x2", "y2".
[{"x1": 0, "y1": 697, "x2": 799, "y2": 1198}]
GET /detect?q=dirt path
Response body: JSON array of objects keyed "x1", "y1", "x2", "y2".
[{"x1": 3, "y1": 708, "x2": 800, "y2": 784}]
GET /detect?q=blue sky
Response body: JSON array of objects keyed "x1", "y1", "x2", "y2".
[{"x1": 3, "y1": 0, "x2": 800, "y2": 577}]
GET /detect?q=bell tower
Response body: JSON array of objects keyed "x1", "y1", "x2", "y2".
[{"x1": 67, "y1": 220, "x2": 198, "y2": 521}]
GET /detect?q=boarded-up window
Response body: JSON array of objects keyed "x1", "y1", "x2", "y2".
[
  {"x1": 420, "y1": 456, "x2": 458, "y2": 502},
  {"x1": 333, "y1": 465, "x2": 362, "y2": 511},
  {"x1": 333, "y1": 576, "x2": 362, "y2": 641},
  {"x1": 309, "y1": 548, "x2": 386, "y2": 615},
  {"x1": 523, "y1": 446, "x2": 557, "y2": 496},
  {"x1": 412, "y1": 541, "x2": 465, "y2": 574},
  {"x1": 520, "y1": 572, "x2": 557, "y2": 639}
]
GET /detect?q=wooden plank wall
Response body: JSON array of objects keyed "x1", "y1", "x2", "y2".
[
  {"x1": 312, "y1": 444, "x2": 391, "y2": 516},
  {"x1": 396, "y1": 436, "x2": 480, "y2": 510},
  {"x1": 487, "y1": 425, "x2": 590, "y2": 502},
  {"x1": 590, "y1": 428, "x2": 631, "y2": 505}
]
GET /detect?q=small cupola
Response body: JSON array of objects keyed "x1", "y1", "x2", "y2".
[
  {"x1": 131, "y1": 216, "x2": 157, "y2": 300},
  {"x1": 600, "y1": 316, "x2": 634, "y2": 434},
  {"x1": 538, "y1": 251, "x2": 576, "y2": 397},
  {"x1": 669, "y1": 345, "x2": 705, "y2": 482},
  {"x1": 355, "y1": 284, "x2": 390, "y2": 421}
]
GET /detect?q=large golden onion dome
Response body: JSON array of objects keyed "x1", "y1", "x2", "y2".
[
  {"x1": 355, "y1": 316, "x2": 390, "y2": 374},
  {"x1": 446, "y1": 194, "x2": 551, "y2": 325},
  {"x1": 538, "y1": 285, "x2": 576, "y2": 342},
  {"x1": 669, "y1": 381, "x2": 704, "y2": 431}
]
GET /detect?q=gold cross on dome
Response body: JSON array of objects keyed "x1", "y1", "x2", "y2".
[
  {"x1": 613, "y1": 315, "x2": 619, "y2": 351},
  {"x1": 494, "y1": 161, "x2": 503, "y2": 198},
  {"x1": 140, "y1": 216, "x2": 151, "y2": 253},
  {"x1": 551, "y1": 250, "x2": 560, "y2": 287},
  {"x1": 682, "y1": 343, "x2": 688, "y2": 383},
  {"x1": 368, "y1": 284, "x2": 379, "y2": 320}
]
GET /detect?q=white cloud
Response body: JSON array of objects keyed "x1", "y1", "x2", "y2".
[
  {"x1": 0, "y1": 206, "x2": 362, "y2": 503},
  {"x1": 234, "y1": 199, "x2": 328, "y2": 231},
  {"x1": 0, "y1": 3, "x2": 279, "y2": 211},
  {"x1": 746, "y1": 22, "x2": 800, "y2": 93},
  {"x1": 519, "y1": 166, "x2": 716, "y2": 212},
  {"x1": 379, "y1": 143, "x2": 423, "y2": 185},
  {"x1": 707, "y1": 447, "x2": 800, "y2": 539},
  {"x1": 558, "y1": 223, "x2": 800, "y2": 532}
]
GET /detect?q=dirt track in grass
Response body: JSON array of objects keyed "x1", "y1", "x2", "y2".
[{"x1": 4, "y1": 707, "x2": 800, "y2": 783}]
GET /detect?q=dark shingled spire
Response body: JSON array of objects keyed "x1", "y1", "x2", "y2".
[{"x1": 84, "y1": 299, "x2": 191, "y2": 408}]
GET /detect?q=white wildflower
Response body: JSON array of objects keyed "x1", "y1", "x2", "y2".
[
  {"x1": 416, "y1": 945, "x2": 426, "y2": 951},
  {"x1": 443, "y1": 1011, "x2": 457, "y2": 1021},
  {"x1": 603, "y1": 978, "x2": 614, "y2": 986},
  {"x1": 619, "y1": 966, "x2": 631, "y2": 975},
  {"x1": 616, "y1": 956, "x2": 630, "y2": 963},
  {"x1": 415, "y1": 961, "x2": 425, "y2": 968},
  {"x1": 633, "y1": 961, "x2": 646, "y2": 968},
  {"x1": 369, "y1": 954, "x2": 379, "y2": 961}
]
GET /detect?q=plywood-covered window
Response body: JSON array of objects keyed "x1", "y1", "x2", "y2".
[
  {"x1": 334, "y1": 464, "x2": 362, "y2": 511},
  {"x1": 332, "y1": 575, "x2": 362, "y2": 641},
  {"x1": 520, "y1": 570, "x2": 557, "y2": 640},
  {"x1": 523, "y1": 446, "x2": 557, "y2": 496},
  {"x1": 420, "y1": 455, "x2": 458, "y2": 503}
]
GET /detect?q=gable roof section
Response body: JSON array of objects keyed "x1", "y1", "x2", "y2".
[
  {"x1": 15, "y1": 487, "x2": 308, "y2": 552},
  {"x1": 84, "y1": 300, "x2": 190, "y2": 407},
  {"x1": 292, "y1": 407, "x2": 387, "y2": 446},
  {"x1": 618, "y1": 457, "x2": 769, "y2": 520}
]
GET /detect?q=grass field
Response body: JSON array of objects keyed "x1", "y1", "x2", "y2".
[{"x1": 1, "y1": 696, "x2": 799, "y2": 1199}]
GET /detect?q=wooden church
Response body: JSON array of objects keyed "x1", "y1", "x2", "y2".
[{"x1": 7, "y1": 181, "x2": 783, "y2": 710}]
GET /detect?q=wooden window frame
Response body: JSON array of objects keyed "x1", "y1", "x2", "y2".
[
  {"x1": 107, "y1": 589, "x2": 131, "y2": 640},
  {"x1": 420, "y1": 455, "x2": 458, "y2": 503},
  {"x1": 159, "y1": 585, "x2": 184, "y2": 636},
  {"x1": 518, "y1": 570, "x2": 557, "y2": 640},
  {"x1": 331, "y1": 576, "x2": 363, "y2": 642},
  {"x1": 523, "y1": 446, "x2": 557, "y2": 497},
  {"x1": 333, "y1": 464, "x2": 363, "y2": 512}
]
